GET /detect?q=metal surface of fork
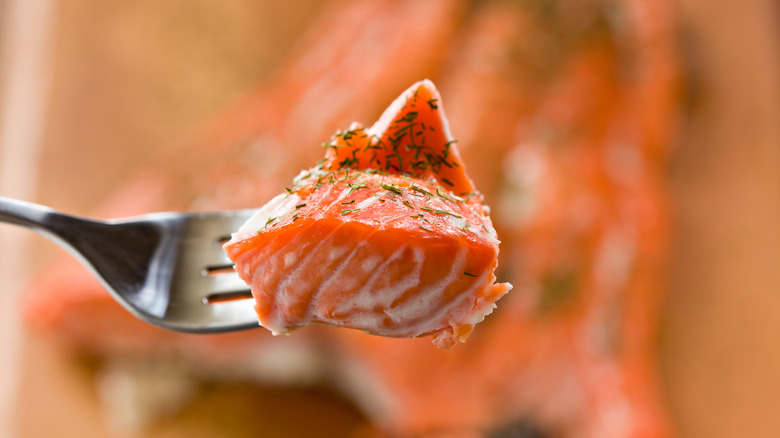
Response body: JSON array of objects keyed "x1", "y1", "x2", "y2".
[{"x1": 0, "y1": 196, "x2": 260, "y2": 333}]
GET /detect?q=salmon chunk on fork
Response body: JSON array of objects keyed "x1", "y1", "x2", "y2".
[{"x1": 224, "y1": 80, "x2": 511, "y2": 349}]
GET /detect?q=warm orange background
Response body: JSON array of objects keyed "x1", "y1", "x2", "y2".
[{"x1": 1, "y1": 0, "x2": 778, "y2": 437}]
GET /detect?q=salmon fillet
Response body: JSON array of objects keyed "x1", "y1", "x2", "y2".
[{"x1": 224, "y1": 80, "x2": 511, "y2": 349}]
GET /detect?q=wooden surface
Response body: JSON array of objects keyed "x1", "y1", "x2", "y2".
[
  {"x1": 1, "y1": 0, "x2": 778, "y2": 437},
  {"x1": 660, "y1": 0, "x2": 780, "y2": 436}
]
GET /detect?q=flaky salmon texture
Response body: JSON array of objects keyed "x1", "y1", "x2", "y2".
[{"x1": 224, "y1": 80, "x2": 511, "y2": 349}]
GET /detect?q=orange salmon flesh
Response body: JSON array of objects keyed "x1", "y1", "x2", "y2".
[{"x1": 224, "y1": 80, "x2": 511, "y2": 349}]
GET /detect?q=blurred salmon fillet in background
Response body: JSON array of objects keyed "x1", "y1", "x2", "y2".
[{"x1": 3, "y1": 0, "x2": 779, "y2": 437}]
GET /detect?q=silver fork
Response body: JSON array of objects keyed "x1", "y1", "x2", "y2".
[{"x1": 0, "y1": 196, "x2": 260, "y2": 333}]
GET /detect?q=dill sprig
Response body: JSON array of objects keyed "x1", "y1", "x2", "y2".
[
  {"x1": 435, "y1": 187, "x2": 456, "y2": 203},
  {"x1": 420, "y1": 205, "x2": 462, "y2": 218},
  {"x1": 410, "y1": 185, "x2": 433, "y2": 197},
  {"x1": 380, "y1": 182, "x2": 404, "y2": 195},
  {"x1": 347, "y1": 182, "x2": 369, "y2": 195}
]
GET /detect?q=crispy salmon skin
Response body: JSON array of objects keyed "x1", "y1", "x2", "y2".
[{"x1": 224, "y1": 80, "x2": 511, "y2": 348}]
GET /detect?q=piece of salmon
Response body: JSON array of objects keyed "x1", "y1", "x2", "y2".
[{"x1": 224, "y1": 80, "x2": 511, "y2": 349}]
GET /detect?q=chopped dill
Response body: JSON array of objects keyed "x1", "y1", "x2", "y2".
[
  {"x1": 435, "y1": 209, "x2": 462, "y2": 218},
  {"x1": 380, "y1": 182, "x2": 404, "y2": 195},
  {"x1": 410, "y1": 185, "x2": 433, "y2": 197},
  {"x1": 420, "y1": 205, "x2": 462, "y2": 218},
  {"x1": 347, "y1": 182, "x2": 369, "y2": 195},
  {"x1": 462, "y1": 192, "x2": 477, "y2": 202},
  {"x1": 395, "y1": 111, "x2": 418, "y2": 124},
  {"x1": 435, "y1": 187, "x2": 455, "y2": 203}
]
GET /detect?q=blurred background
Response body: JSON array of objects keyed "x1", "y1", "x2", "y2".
[{"x1": 0, "y1": 0, "x2": 778, "y2": 437}]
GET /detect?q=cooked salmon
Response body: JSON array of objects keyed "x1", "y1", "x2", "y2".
[{"x1": 224, "y1": 80, "x2": 511, "y2": 349}]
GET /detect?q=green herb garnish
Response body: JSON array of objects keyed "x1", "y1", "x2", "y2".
[
  {"x1": 380, "y1": 182, "x2": 404, "y2": 195},
  {"x1": 410, "y1": 185, "x2": 434, "y2": 197}
]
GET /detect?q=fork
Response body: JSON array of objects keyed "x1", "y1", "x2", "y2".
[{"x1": 0, "y1": 196, "x2": 260, "y2": 333}]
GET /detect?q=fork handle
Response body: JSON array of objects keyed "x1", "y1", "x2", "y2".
[
  {"x1": 1, "y1": 195, "x2": 163, "y2": 294},
  {"x1": 0, "y1": 195, "x2": 155, "y2": 284},
  {"x1": 0, "y1": 196, "x2": 60, "y2": 229},
  {"x1": 0, "y1": 196, "x2": 100, "y2": 247}
]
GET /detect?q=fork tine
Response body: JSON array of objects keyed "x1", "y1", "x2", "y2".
[
  {"x1": 202, "y1": 271, "x2": 253, "y2": 299},
  {"x1": 207, "y1": 298, "x2": 259, "y2": 329},
  {"x1": 142, "y1": 210, "x2": 260, "y2": 332}
]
